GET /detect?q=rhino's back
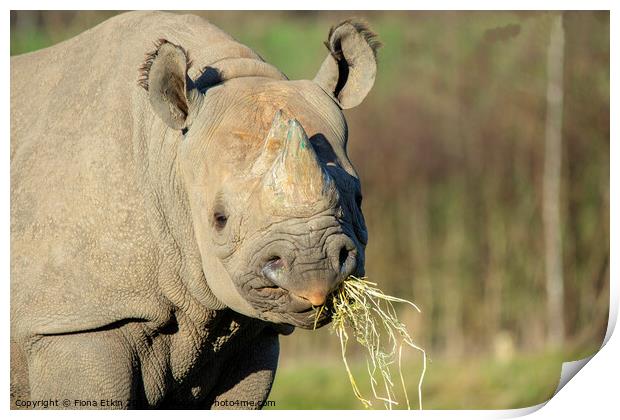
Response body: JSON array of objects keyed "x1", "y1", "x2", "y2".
[
  {"x1": 10, "y1": 11, "x2": 258, "y2": 339},
  {"x1": 11, "y1": 11, "x2": 257, "y2": 158}
]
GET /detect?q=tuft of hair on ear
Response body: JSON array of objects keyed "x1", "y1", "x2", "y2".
[
  {"x1": 137, "y1": 38, "x2": 193, "y2": 91},
  {"x1": 324, "y1": 18, "x2": 383, "y2": 62}
]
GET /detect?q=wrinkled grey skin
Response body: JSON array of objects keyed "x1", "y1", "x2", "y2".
[{"x1": 10, "y1": 11, "x2": 378, "y2": 409}]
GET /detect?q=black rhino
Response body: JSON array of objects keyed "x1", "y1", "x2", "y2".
[{"x1": 11, "y1": 11, "x2": 379, "y2": 408}]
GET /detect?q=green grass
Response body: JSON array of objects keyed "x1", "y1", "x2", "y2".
[
  {"x1": 267, "y1": 347, "x2": 597, "y2": 410},
  {"x1": 11, "y1": 27, "x2": 54, "y2": 56}
]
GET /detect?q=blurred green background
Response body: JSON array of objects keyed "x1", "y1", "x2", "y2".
[{"x1": 10, "y1": 10, "x2": 609, "y2": 410}]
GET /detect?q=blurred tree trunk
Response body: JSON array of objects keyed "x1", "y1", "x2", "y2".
[
  {"x1": 543, "y1": 13, "x2": 566, "y2": 348},
  {"x1": 440, "y1": 186, "x2": 466, "y2": 358}
]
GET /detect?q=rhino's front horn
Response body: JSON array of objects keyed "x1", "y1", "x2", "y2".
[
  {"x1": 259, "y1": 113, "x2": 337, "y2": 208},
  {"x1": 251, "y1": 110, "x2": 288, "y2": 175}
]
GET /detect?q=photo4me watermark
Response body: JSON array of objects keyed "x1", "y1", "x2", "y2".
[{"x1": 212, "y1": 399, "x2": 276, "y2": 408}]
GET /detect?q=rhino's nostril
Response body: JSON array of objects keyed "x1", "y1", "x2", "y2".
[
  {"x1": 329, "y1": 235, "x2": 358, "y2": 278},
  {"x1": 265, "y1": 255, "x2": 284, "y2": 269},
  {"x1": 338, "y1": 246, "x2": 349, "y2": 268},
  {"x1": 339, "y1": 247, "x2": 357, "y2": 277},
  {"x1": 262, "y1": 256, "x2": 286, "y2": 287}
]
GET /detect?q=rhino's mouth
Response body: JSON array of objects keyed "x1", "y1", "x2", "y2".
[{"x1": 239, "y1": 277, "x2": 333, "y2": 329}]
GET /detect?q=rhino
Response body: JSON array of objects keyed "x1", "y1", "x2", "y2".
[{"x1": 10, "y1": 11, "x2": 379, "y2": 409}]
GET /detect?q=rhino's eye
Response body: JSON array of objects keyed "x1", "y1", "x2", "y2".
[{"x1": 213, "y1": 212, "x2": 228, "y2": 231}]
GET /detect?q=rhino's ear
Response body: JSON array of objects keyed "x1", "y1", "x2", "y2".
[
  {"x1": 138, "y1": 39, "x2": 197, "y2": 131},
  {"x1": 313, "y1": 19, "x2": 381, "y2": 109}
]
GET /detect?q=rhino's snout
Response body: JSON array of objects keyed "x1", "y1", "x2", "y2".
[{"x1": 260, "y1": 234, "x2": 358, "y2": 307}]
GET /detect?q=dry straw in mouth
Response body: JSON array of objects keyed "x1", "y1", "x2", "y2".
[{"x1": 313, "y1": 276, "x2": 427, "y2": 410}]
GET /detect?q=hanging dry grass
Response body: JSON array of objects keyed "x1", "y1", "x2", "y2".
[{"x1": 313, "y1": 276, "x2": 427, "y2": 410}]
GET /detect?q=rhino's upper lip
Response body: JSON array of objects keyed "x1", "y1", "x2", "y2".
[
  {"x1": 242, "y1": 275, "x2": 333, "y2": 328},
  {"x1": 267, "y1": 288, "x2": 334, "y2": 329},
  {"x1": 252, "y1": 282, "x2": 316, "y2": 313}
]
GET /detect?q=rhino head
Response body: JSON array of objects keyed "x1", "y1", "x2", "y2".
[{"x1": 140, "y1": 20, "x2": 379, "y2": 329}]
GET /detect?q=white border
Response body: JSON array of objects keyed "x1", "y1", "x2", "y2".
[
  {"x1": 3, "y1": 1, "x2": 616, "y2": 419},
  {"x1": 1, "y1": 0, "x2": 617, "y2": 11}
]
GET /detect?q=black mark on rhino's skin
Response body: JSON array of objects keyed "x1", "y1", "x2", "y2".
[
  {"x1": 195, "y1": 66, "x2": 223, "y2": 91},
  {"x1": 308, "y1": 133, "x2": 339, "y2": 166}
]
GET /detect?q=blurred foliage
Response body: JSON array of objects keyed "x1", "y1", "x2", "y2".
[
  {"x1": 11, "y1": 10, "x2": 609, "y2": 409},
  {"x1": 268, "y1": 346, "x2": 596, "y2": 409}
]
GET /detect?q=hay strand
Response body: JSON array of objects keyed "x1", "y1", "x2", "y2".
[{"x1": 314, "y1": 276, "x2": 427, "y2": 410}]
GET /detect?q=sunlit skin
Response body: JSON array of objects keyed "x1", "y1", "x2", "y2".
[{"x1": 11, "y1": 11, "x2": 380, "y2": 408}]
